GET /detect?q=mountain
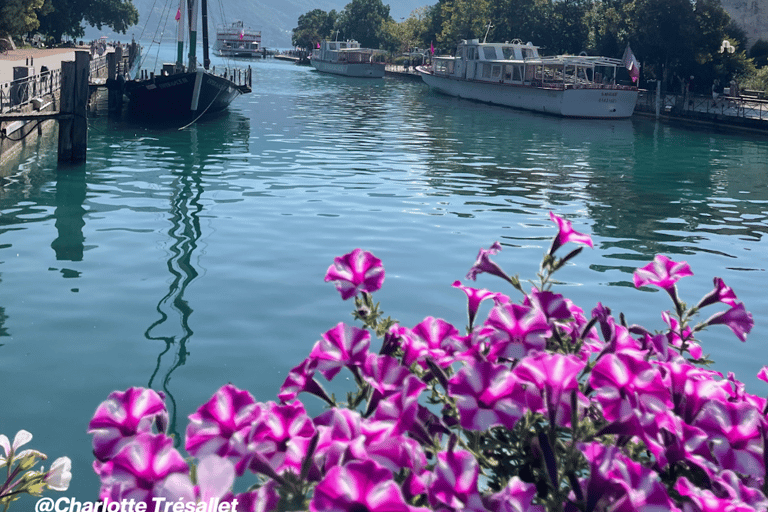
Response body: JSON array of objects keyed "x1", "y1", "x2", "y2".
[{"x1": 84, "y1": 0, "x2": 430, "y2": 49}]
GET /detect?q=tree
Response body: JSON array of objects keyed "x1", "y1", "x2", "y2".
[
  {"x1": 335, "y1": 0, "x2": 392, "y2": 49},
  {"x1": 36, "y1": 0, "x2": 138, "y2": 42},
  {"x1": 292, "y1": 9, "x2": 338, "y2": 49},
  {"x1": 437, "y1": 0, "x2": 491, "y2": 46},
  {"x1": 0, "y1": 0, "x2": 51, "y2": 39},
  {"x1": 749, "y1": 39, "x2": 768, "y2": 68}
]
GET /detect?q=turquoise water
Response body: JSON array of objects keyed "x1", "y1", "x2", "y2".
[{"x1": 1, "y1": 53, "x2": 768, "y2": 500}]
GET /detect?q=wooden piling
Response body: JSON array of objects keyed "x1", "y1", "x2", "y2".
[{"x1": 58, "y1": 51, "x2": 89, "y2": 163}]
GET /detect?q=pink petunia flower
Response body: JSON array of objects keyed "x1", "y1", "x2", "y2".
[
  {"x1": 88, "y1": 387, "x2": 168, "y2": 462},
  {"x1": 590, "y1": 352, "x2": 672, "y2": 438},
  {"x1": 693, "y1": 399, "x2": 765, "y2": 478},
  {"x1": 452, "y1": 281, "x2": 509, "y2": 328},
  {"x1": 632, "y1": 255, "x2": 693, "y2": 292},
  {"x1": 548, "y1": 212, "x2": 594, "y2": 255},
  {"x1": 482, "y1": 303, "x2": 551, "y2": 360},
  {"x1": 447, "y1": 360, "x2": 525, "y2": 431},
  {"x1": 758, "y1": 366, "x2": 768, "y2": 384},
  {"x1": 185, "y1": 384, "x2": 262, "y2": 461},
  {"x1": 309, "y1": 323, "x2": 371, "y2": 380},
  {"x1": 696, "y1": 277, "x2": 739, "y2": 309},
  {"x1": 239, "y1": 400, "x2": 316, "y2": 477},
  {"x1": 94, "y1": 433, "x2": 189, "y2": 505},
  {"x1": 426, "y1": 445, "x2": 484, "y2": 511},
  {"x1": 512, "y1": 352, "x2": 585, "y2": 427},
  {"x1": 310, "y1": 459, "x2": 426, "y2": 512},
  {"x1": 483, "y1": 477, "x2": 545, "y2": 512},
  {"x1": 466, "y1": 242, "x2": 515, "y2": 284},
  {"x1": 704, "y1": 303, "x2": 754, "y2": 342},
  {"x1": 675, "y1": 477, "x2": 746, "y2": 512},
  {"x1": 393, "y1": 317, "x2": 462, "y2": 369},
  {"x1": 325, "y1": 249, "x2": 385, "y2": 300},
  {"x1": 278, "y1": 358, "x2": 333, "y2": 404}
]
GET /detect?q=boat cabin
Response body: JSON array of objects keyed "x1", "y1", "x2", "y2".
[
  {"x1": 431, "y1": 39, "x2": 625, "y2": 90},
  {"x1": 312, "y1": 40, "x2": 384, "y2": 64}
]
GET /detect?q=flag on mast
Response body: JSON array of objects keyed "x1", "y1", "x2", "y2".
[
  {"x1": 175, "y1": 7, "x2": 181, "y2": 20},
  {"x1": 622, "y1": 44, "x2": 640, "y2": 83}
]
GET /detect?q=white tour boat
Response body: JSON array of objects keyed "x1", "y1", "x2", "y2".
[
  {"x1": 310, "y1": 40, "x2": 385, "y2": 78},
  {"x1": 417, "y1": 39, "x2": 638, "y2": 118},
  {"x1": 214, "y1": 21, "x2": 264, "y2": 58}
]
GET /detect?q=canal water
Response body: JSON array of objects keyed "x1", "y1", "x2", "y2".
[{"x1": 1, "y1": 50, "x2": 767, "y2": 500}]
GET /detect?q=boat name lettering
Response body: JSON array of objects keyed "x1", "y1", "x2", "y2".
[
  {"x1": 601, "y1": 92, "x2": 618, "y2": 97},
  {"x1": 158, "y1": 78, "x2": 189, "y2": 88},
  {"x1": 206, "y1": 79, "x2": 230, "y2": 91}
]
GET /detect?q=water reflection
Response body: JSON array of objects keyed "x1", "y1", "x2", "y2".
[
  {"x1": 145, "y1": 152, "x2": 202, "y2": 445},
  {"x1": 51, "y1": 172, "x2": 87, "y2": 261},
  {"x1": 139, "y1": 116, "x2": 250, "y2": 444}
]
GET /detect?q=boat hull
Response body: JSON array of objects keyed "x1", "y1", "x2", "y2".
[
  {"x1": 218, "y1": 49, "x2": 264, "y2": 58},
  {"x1": 125, "y1": 69, "x2": 245, "y2": 120},
  {"x1": 311, "y1": 59, "x2": 385, "y2": 78},
  {"x1": 418, "y1": 68, "x2": 637, "y2": 119}
]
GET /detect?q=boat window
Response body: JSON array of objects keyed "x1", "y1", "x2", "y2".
[
  {"x1": 503, "y1": 64, "x2": 512, "y2": 80},
  {"x1": 525, "y1": 65, "x2": 535, "y2": 81},
  {"x1": 513, "y1": 65, "x2": 522, "y2": 81},
  {"x1": 329, "y1": 43, "x2": 336, "y2": 50},
  {"x1": 522, "y1": 48, "x2": 534, "y2": 59},
  {"x1": 501, "y1": 46, "x2": 516, "y2": 59},
  {"x1": 482, "y1": 63, "x2": 492, "y2": 78},
  {"x1": 483, "y1": 47, "x2": 497, "y2": 60},
  {"x1": 467, "y1": 47, "x2": 477, "y2": 60},
  {"x1": 491, "y1": 65, "x2": 501, "y2": 78}
]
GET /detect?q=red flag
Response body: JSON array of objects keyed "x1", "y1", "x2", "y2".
[
  {"x1": 622, "y1": 44, "x2": 640, "y2": 83},
  {"x1": 239, "y1": 29, "x2": 244, "y2": 40},
  {"x1": 430, "y1": 42, "x2": 434, "y2": 55},
  {"x1": 316, "y1": 42, "x2": 320, "y2": 49},
  {"x1": 175, "y1": 8, "x2": 181, "y2": 20}
]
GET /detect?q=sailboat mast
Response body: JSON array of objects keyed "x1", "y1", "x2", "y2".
[
  {"x1": 188, "y1": 0, "x2": 198, "y2": 70},
  {"x1": 201, "y1": 0, "x2": 210, "y2": 69},
  {"x1": 176, "y1": 0, "x2": 185, "y2": 68}
]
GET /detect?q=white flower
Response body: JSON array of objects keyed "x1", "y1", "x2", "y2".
[
  {"x1": 0, "y1": 430, "x2": 34, "y2": 466},
  {"x1": 45, "y1": 457, "x2": 72, "y2": 491}
]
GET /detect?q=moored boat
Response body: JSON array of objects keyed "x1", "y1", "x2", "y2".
[
  {"x1": 214, "y1": 21, "x2": 264, "y2": 59},
  {"x1": 417, "y1": 39, "x2": 638, "y2": 119},
  {"x1": 123, "y1": 0, "x2": 252, "y2": 122},
  {"x1": 310, "y1": 40, "x2": 385, "y2": 78}
]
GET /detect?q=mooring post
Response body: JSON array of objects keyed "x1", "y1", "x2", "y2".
[{"x1": 58, "y1": 51, "x2": 89, "y2": 164}]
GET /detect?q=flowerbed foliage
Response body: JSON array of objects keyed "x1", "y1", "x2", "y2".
[{"x1": 87, "y1": 213, "x2": 767, "y2": 512}]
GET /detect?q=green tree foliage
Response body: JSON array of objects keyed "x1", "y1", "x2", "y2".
[
  {"x1": 749, "y1": 39, "x2": 768, "y2": 68},
  {"x1": 335, "y1": 0, "x2": 392, "y2": 48},
  {"x1": 437, "y1": 0, "x2": 491, "y2": 46},
  {"x1": 292, "y1": 9, "x2": 338, "y2": 49},
  {"x1": 36, "y1": 0, "x2": 138, "y2": 42},
  {"x1": 0, "y1": 0, "x2": 50, "y2": 38}
]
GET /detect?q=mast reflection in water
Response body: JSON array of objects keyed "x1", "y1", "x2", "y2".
[{"x1": 145, "y1": 126, "x2": 204, "y2": 444}]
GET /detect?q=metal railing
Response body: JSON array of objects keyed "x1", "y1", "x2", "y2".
[
  {"x1": 637, "y1": 89, "x2": 768, "y2": 121},
  {"x1": 0, "y1": 50, "x2": 118, "y2": 113},
  {"x1": 0, "y1": 68, "x2": 63, "y2": 112}
]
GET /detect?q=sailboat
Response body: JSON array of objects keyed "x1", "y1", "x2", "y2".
[{"x1": 123, "y1": 0, "x2": 252, "y2": 121}]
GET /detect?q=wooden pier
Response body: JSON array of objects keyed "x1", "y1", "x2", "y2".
[{"x1": 0, "y1": 43, "x2": 137, "y2": 169}]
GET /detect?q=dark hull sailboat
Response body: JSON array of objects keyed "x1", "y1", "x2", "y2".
[
  {"x1": 124, "y1": 0, "x2": 251, "y2": 121},
  {"x1": 125, "y1": 68, "x2": 250, "y2": 120}
]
